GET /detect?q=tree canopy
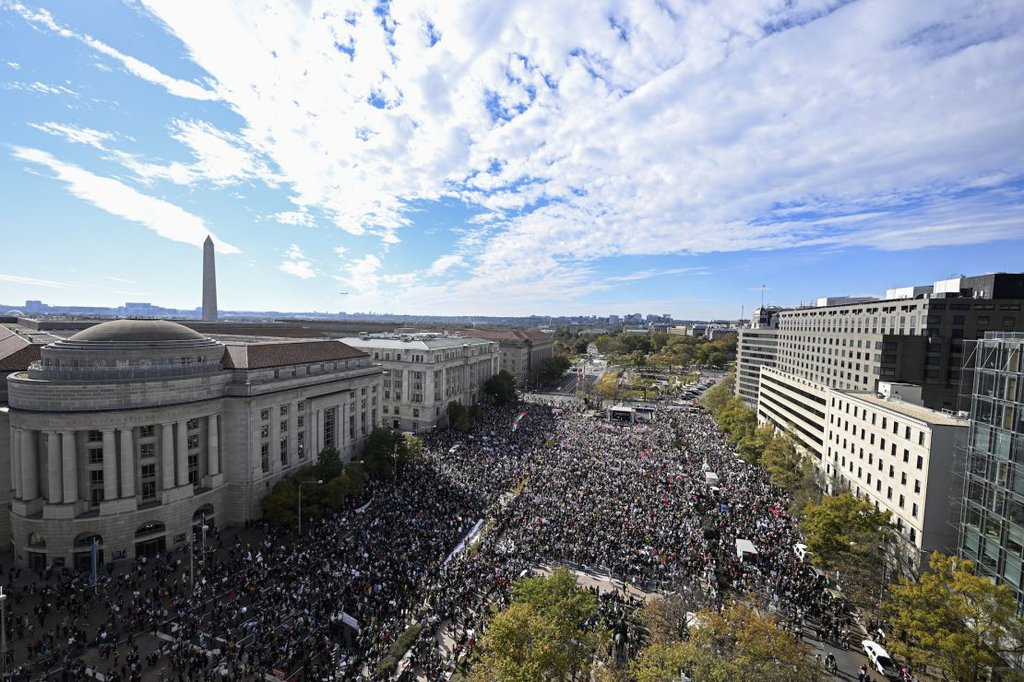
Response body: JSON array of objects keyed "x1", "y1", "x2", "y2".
[
  {"x1": 800, "y1": 492, "x2": 895, "y2": 615},
  {"x1": 471, "y1": 568, "x2": 600, "y2": 682},
  {"x1": 887, "y1": 552, "x2": 1024, "y2": 682},
  {"x1": 483, "y1": 370, "x2": 518, "y2": 405},
  {"x1": 630, "y1": 602, "x2": 821, "y2": 682}
]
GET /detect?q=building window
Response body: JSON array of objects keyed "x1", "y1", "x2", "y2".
[
  {"x1": 297, "y1": 432, "x2": 305, "y2": 459},
  {"x1": 297, "y1": 416, "x2": 304, "y2": 428},
  {"x1": 261, "y1": 408, "x2": 270, "y2": 421},
  {"x1": 140, "y1": 443, "x2": 155, "y2": 459},
  {"x1": 188, "y1": 454, "x2": 199, "y2": 484},
  {"x1": 916, "y1": 455, "x2": 924, "y2": 470},
  {"x1": 413, "y1": 408, "x2": 420, "y2": 418},
  {"x1": 141, "y1": 464, "x2": 157, "y2": 501},
  {"x1": 88, "y1": 430, "x2": 103, "y2": 442},
  {"x1": 187, "y1": 418, "x2": 199, "y2": 430},
  {"x1": 298, "y1": 401, "x2": 305, "y2": 412},
  {"x1": 280, "y1": 438, "x2": 288, "y2": 465},
  {"x1": 261, "y1": 443, "x2": 270, "y2": 474},
  {"x1": 260, "y1": 425, "x2": 270, "y2": 439},
  {"x1": 187, "y1": 434, "x2": 199, "y2": 449},
  {"x1": 88, "y1": 447, "x2": 103, "y2": 465},
  {"x1": 280, "y1": 420, "x2": 288, "y2": 433},
  {"x1": 140, "y1": 425, "x2": 155, "y2": 438},
  {"x1": 912, "y1": 503, "x2": 919, "y2": 518},
  {"x1": 324, "y1": 408, "x2": 336, "y2": 449},
  {"x1": 89, "y1": 470, "x2": 104, "y2": 506}
]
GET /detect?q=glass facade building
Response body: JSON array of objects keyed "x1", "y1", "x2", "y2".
[{"x1": 957, "y1": 332, "x2": 1024, "y2": 612}]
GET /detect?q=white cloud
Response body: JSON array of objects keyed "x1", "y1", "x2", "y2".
[
  {"x1": 274, "y1": 210, "x2": 315, "y2": 227},
  {"x1": 0, "y1": 273, "x2": 76, "y2": 288},
  {"x1": 6, "y1": 61, "x2": 20, "y2": 69},
  {"x1": 426, "y1": 254, "x2": 464, "y2": 276},
  {"x1": 11, "y1": 146, "x2": 239, "y2": 253},
  {"x1": 7, "y1": 2, "x2": 219, "y2": 100},
  {"x1": 30, "y1": 121, "x2": 115, "y2": 149},
  {"x1": 335, "y1": 254, "x2": 382, "y2": 293},
  {"x1": 278, "y1": 243, "x2": 316, "y2": 279},
  {"x1": 130, "y1": 0, "x2": 1024, "y2": 301}
]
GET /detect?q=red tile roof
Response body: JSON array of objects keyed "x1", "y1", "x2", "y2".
[{"x1": 221, "y1": 340, "x2": 368, "y2": 369}]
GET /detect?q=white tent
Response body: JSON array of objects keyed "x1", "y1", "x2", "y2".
[{"x1": 735, "y1": 538, "x2": 758, "y2": 561}]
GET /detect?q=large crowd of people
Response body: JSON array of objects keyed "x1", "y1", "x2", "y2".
[{"x1": 0, "y1": 391, "x2": 838, "y2": 681}]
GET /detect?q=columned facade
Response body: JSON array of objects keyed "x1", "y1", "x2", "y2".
[{"x1": 4, "y1": 319, "x2": 379, "y2": 568}]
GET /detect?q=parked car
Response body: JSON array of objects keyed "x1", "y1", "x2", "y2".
[{"x1": 862, "y1": 640, "x2": 901, "y2": 680}]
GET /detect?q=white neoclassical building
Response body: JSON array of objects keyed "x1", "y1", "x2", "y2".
[
  {"x1": 3, "y1": 319, "x2": 380, "y2": 570},
  {"x1": 339, "y1": 333, "x2": 500, "y2": 432}
]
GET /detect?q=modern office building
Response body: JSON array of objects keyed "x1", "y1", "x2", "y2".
[
  {"x1": 957, "y1": 333, "x2": 1024, "y2": 612},
  {"x1": 771, "y1": 272, "x2": 1024, "y2": 411},
  {"x1": 339, "y1": 333, "x2": 500, "y2": 432},
  {"x1": 824, "y1": 383, "x2": 966, "y2": 571},
  {"x1": 743, "y1": 272, "x2": 1024, "y2": 573},
  {"x1": 2, "y1": 318, "x2": 380, "y2": 568},
  {"x1": 735, "y1": 329, "x2": 779, "y2": 409}
]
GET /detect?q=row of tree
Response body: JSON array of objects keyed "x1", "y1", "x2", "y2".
[
  {"x1": 261, "y1": 428, "x2": 421, "y2": 527},
  {"x1": 592, "y1": 331, "x2": 736, "y2": 370},
  {"x1": 701, "y1": 371, "x2": 822, "y2": 516}
]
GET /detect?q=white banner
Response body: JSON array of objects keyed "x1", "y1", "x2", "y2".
[
  {"x1": 354, "y1": 498, "x2": 373, "y2": 514},
  {"x1": 444, "y1": 519, "x2": 484, "y2": 564}
]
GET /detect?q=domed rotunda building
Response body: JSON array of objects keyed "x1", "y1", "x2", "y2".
[{"x1": 6, "y1": 319, "x2": 379, "y2": 570}]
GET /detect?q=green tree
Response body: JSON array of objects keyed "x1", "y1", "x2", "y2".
[
  {"x1": 632, "y1": 376, "x2": 656, "y2": 400},
  {"x1": 483, "y1": 370, "x2": 518, "y2": 405},
  {"x1": 361, "y1": 427, "x2": 409, "y2": 480},
  {"x1": 630, "y1": 603, "x2": 820, "y2": 682},
  {"x1": 447, "y1": 400, "x2": 473, "y2": 432},
  {"x1": 700, "y1": 371, "x2": 735, "y2": 415},
  {"x1": 472, "y1": 568, "x2": 600, "y2": 681},
  {"x1": 888, "y1": 552, "x2": 1024, "y2": 682},
  {"x1": 313, "y1": 446, "x2": 344, "y2": 481},
  {"x1": 800, "y1": 492, "x2": 895, "y2": 616}
]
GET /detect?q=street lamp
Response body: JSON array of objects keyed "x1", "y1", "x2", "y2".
[
  {"x1": 0, "y1": 586, "x2": 7, "y2": 677},
  {"x1": 298, "y1": 479, "x2": 324, "y2": 536},
  {"x1": 190, "y1": 520, "x2": 209, "y2": 591}
]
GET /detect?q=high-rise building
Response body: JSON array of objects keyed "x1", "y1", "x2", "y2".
[
  {"x1": 957, "y1": 332, "x2": 1024, "y2": 612},
  {"x1": 202, "y1": 236, "x2": 218, "y2": 322},
  {"x1": 737, "y1": 272, "x2": 1024, "y2": 571}
]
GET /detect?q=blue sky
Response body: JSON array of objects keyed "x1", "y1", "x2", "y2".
[{"x1": 1, "y1": 0, "x2": 1022, "y2": 319}]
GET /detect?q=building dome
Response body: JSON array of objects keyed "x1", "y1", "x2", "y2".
[{"x1": 70, "y1": 319, "x2": 207, "y2": 343}]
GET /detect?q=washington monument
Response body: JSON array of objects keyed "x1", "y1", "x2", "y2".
[{"x1": 202, "y1": 235, "x2": 218, "y2": 321}]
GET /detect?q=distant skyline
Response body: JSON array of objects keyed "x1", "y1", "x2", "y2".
[{"x1": 2, "y1": 0, "x2": 1023, "y2": 319}]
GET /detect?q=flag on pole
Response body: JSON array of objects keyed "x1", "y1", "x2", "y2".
[
  {"x1": 90, "y1": 537, "x2": 99, "y2": 586},
  {"x1": 511, "y1": 411, "x2": 527, "y2": 432}
]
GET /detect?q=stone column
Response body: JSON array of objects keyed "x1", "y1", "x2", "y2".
[
  {"x1": 176, "y1": 421, "x2": 188, "y2": 486},
  {"x1": 287, "y1": 405, "x2": 297, "y2": 461},
  {"x1": 61, "y1": 431, "x2": 78, "y2": 504},
  {"x1": 161, "y1": 423, "x2": 175, "y2": 490},
  {"x1": 270, "y1": 411, "x2": 281, "y2": 472},
  {"x1": 207, "y1": 414, "x2": 220, "y2": 476},
  {"x1": 102, "y1": 430, "x2": 118, "y2": 501},
  {"x1": 20, "y1": 429, "x2": 37, "y2": 500},
  {"x1": 46, "y1": 432, "x2": 62, "y2": 503},
  {"x1": 119, "y1": 429, "x2": 135, "y2": 498},
  {"x1": 11, "y1": 428, "x2": 22, "y2": 500}
]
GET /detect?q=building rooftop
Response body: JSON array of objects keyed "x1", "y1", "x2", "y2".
[
  {"x1": 221, "y1": 339, "x2": 368, "y2": 369},
  {"x1": 341, "y1": 334, "x2": 494, "y2": 351},
  {"x1": 69, "y1": 319, "x2": 206, "y2": 343},
  {"x1": 840, "y1": 390, "x2": 967, "y2": 427}
]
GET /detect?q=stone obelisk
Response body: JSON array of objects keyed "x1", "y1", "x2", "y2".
[{"x1": 202, "y1": 236, "x2": 218, "y2": 321}]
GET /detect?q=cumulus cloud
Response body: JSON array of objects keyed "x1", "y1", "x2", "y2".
[
  {"x1": 278, "y1": 243, "x2": 316, "y2": 279},
  {"x1": 11, "y1": 146, "x2": 239, "y2": 253},
  {"x1": 129, "y1": 0, "x2": 1024, "y2": 296},
  {"x1": 426, "y1": 254, "x2": 464, "y2": 276},
  {"x1": 334, "y1": 254, "x2": 382, "y2": 293}
]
